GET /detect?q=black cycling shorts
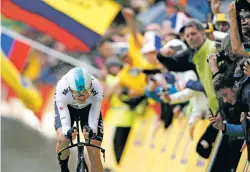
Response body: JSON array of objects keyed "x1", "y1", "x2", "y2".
[{"x1": 54, "y1": 102, "x2": 103, "y2": 142}]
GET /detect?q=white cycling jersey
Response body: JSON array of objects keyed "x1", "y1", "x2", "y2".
[{"x1": 55, "y1": 72, "x2": 103, "y2": 136}]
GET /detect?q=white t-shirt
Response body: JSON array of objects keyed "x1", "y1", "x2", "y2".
[
  {"x1": 55, "y1": 73, "x2": 103, "y2": 136},
  {"x1": 169, "y1": 70, "x2": 210, "y2": 126}
]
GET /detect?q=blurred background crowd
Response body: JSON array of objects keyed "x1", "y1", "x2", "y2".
[{"x1": 1, "y1": 0, "x2": 250, "y2": 172}]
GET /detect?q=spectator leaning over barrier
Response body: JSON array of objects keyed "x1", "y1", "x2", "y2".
[
  {"x1": 148, "y1": 38, "x2": 210, "y2": 138},
  {"x1": 157, "y1": 19, "x2": 219, "y2": 115},
  {"x1": 209, "y1": 70, "x2": 250, "y2": 161}
]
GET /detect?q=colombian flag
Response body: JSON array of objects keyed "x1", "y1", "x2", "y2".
[
  {"x1": 1, "y1": 33, "x2": 31, "y2": 72},
  {"x1": 1, "y1": 0, "x2": 120, "y2": 52}
]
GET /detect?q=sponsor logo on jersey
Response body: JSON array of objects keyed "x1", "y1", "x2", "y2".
[
  {"x1": 98, "y1": 119, "x2": 103, "y2": 134},
  {"x1": 63, "y1": 87, "x2": 70, "y2": 95},
  {"x1": 91, "y1": 88, "x2": 98, "y2": 96}
]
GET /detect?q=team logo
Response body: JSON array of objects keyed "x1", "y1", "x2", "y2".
[
  {"x1": 63, "y1": 87, "x2": 70, "y2": 95},
  {"x1": 91, "y1": 88, "x2": 98, "y2": 96},
  {"x1": 98, "y1": 120, "x2": 103, "y2": 134},
  {"x1": 60, "y1": 107, "x2": 63, "y2": 110}
]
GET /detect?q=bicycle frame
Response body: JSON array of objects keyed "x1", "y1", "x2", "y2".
[
  {"x1": 57, "y1": 118, "x2": 105, "y2": 172},
  {"x1": 75, "y1": 119, "x2": 87, "y2": 172}
]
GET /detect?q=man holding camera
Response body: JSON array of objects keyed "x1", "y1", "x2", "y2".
[
  {"x1": 157, "y1": 19, "x2": 219, "y2": 115},
  {"x1": 209, "y1": 67, "x2": 250, "y2": 161}
]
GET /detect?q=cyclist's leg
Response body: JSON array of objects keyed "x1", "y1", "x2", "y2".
[
  {"x1": 87, "y1": 139, "x2": 103, "y2": 172},
  {"x1": 56, "y1": 129, "x2": 70, "y2": 159},
  {"x1": 86, "y1": 114, "x2": 104, "y2": 172},
  {"x1": 54, "y1": 102, "x2": 74, "y2": 172},
  {"x1": 80, "y1": 110, "x2": 104, "y2": 172},
  {"x1": 56, "y1": 128, "x2": 70, "y2": 171}
]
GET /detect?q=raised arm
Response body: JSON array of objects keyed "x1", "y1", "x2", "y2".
[
  {"x1": 228, "y1": 3, "x2": 250, "y2": 57},
  {"x1": 122, "y1": 8, "x2": 142, "y2": 48}
]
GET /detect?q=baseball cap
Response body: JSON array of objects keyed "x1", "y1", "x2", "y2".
[
  {"x1": 214, "y1": 13, "x2": 228, "y2": 23},
  {"x1": 203, "y1": 22, "x2": 214, "y2": 33}
]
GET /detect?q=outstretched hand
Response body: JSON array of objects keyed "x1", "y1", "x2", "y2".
[{"x1": 228, "y1": 3, "x2": 236, "y2": 20}]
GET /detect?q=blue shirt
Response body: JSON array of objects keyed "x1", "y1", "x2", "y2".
[
  {"x1": 144, "y1": 85, "x2": 177, "y2": 102},
  {"x1": 224, "y1": 123, "x2": 245, "y2": 137}
]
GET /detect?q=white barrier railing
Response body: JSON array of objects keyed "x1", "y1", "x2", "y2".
[{"x1": 1, "y1": 26, "x2": 100, "y2": 76}]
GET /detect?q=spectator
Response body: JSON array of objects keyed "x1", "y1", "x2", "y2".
[
  {"x1": 228, "y1": 3, "x2": 250, "y2": 57},
  {"x1": 210, "y1": 71, "x2": 250, "y2": 161},
  {"x1": 158, "y1": 19, "x2": 219, "y2": 115},
  {"x1": 164, "y1": 0, "x2": 190, "y2": 33},
  {"x1": 140, "y1": 31, "x2": 162, "y2": 68},
  {"x1": 213, "y1": 13, "x2": 230, "y2": 32}
]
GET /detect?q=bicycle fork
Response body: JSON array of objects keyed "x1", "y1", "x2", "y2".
[
  {"x1": 76, "y1": 145, "x2": 86, "y2": 172},
  {"x1": 75, "y1": 120, "x2": 88, "y2": 172}
]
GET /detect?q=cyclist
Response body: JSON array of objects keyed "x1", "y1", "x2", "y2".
[{"x1": 54, "y1": 67, "x2": 104, "y2": 172}]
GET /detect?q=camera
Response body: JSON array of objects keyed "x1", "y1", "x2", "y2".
[
  {"x1": 150, "y1": 76, "x2": 157, "y2": 82},
  {"x1": 239, "y1": 58, "x2": 250, "y2": 70},
  {"x1": 159, "y1": 87, "x2": 167, "y2": 93},
  {"x1": 128, "y1": 68, "x2": 141, "y2": 76},
  {"x1": 235, "y1": 0, "x2": 250, "y2": 11},
  {"x1": 121, "y1": 87, "x2": 129, "y2": 95},
  {"x1": 216, "y1": 50, "x2": 231, "y2": 63},
  {"x1": 216, "y1": 50, "x2": 235, "y2": 74},
  {"x1": 149, "y1": 74, "x2": 162, "y2": 83}
]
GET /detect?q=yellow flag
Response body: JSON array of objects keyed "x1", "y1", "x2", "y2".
[
  {"x1": 1, "y1": 51, "x2": 42, "y2": 112},
  {"x1": 43, "y1": 0, "x2": 121, "y2": 35}
]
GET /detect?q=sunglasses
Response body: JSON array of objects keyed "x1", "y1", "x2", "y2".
[{"x1": 71, "y1": 88, "x2": 91, "y2": 97}]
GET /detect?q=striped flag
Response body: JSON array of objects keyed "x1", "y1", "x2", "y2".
[
  {"x1": 1, "y1": 0, "x2": 121, "y2": 52},
  {"x1": 1, "y1": 33, "x2": 31, "y2": 72}
]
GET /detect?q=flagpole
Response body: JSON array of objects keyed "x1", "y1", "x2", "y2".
[{"x1": 1, "y1": 26, "x2": 101, "y2": 77}]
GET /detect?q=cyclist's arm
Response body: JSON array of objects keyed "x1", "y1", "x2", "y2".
[
  {"x1": 89, "y1": 99, "x2": 103, "y2": 134},
  {"x1": 55, "y1": 78, "x2": 72, "y2": 136},
  {"x1": 89, "y1": 79, "x2": 104, "y2": 134},
  {"x1": 56, "y1": 101, "x2": 71, "y2": 136}
]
